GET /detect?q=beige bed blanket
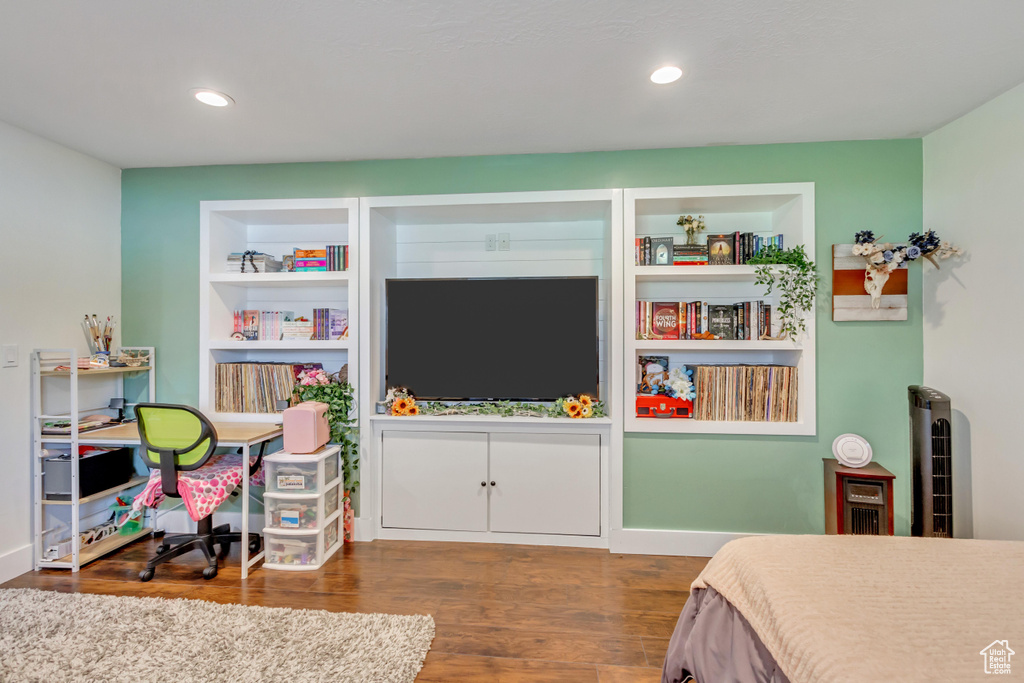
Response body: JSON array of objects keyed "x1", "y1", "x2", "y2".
[{"x1": 692, "y1": 535, "x2": 1024, "y2": 682}]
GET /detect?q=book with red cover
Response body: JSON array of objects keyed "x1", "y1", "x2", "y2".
[{"x1": 650, "y1": 302, "x2": 680, "y2": 340}]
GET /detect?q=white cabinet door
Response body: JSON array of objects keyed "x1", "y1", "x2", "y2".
[
  {"x1": 381, "y1": 431, "x2": 489, "y2": 531},
  {"x1": 488, "y1": 433, "x2": 601, "y2": 536}
]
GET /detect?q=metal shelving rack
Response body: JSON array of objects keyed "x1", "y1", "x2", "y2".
[{"x1": 31, "y1": 347, "x2": 156, "y2": 571}]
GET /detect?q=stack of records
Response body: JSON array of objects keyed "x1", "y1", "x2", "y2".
[{"x1": 226, "y1": 252, "x2": 283, "y2": 273}]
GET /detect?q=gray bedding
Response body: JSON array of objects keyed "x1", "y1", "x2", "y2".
[{"x1": 662, "y1": 586, "x2": 791, "y2": 683}]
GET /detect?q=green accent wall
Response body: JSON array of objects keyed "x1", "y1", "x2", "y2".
[{"x1": 122, "y1": 140, "x2": 923, "y2": 535}]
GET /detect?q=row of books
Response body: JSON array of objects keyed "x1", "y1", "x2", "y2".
[
  {"x1": 215, "y1": 362, "x2": 323, "y2": 414},
  {"x1": 286, "y1": 246, "x2": 349, "y2": 272},
  {"x1": 635, "y1": 233, "x2": 785, "y2": 266},
  {"x1": 311, "y1": 308, "x2": 349, "y2": 340},
  {"x1": 691, "y1": 364, "x2": 798, "y2": 422},
  {"x1": 232, "y1": 309, "x2": 348, "y2": 341},
  {"x1": 636, "y1": 301, "x2": 775, "y2": 340},
  {"x1": 226, "y1": 252, "x2": 283, "y2": 273},
  {"x1": 234, "y1": 310, "x2": 292, "y2": 341}
]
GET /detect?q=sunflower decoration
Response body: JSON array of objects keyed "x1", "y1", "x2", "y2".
[
  {"x1": 385, "y1": 387, "x2": 419, "y2": 416},
  {"x1": 563, "y1": 398, "x2": 583, "y2": 418},
  {"x1": 391, "y1": 397, "x2": 411, "y2": 415}
]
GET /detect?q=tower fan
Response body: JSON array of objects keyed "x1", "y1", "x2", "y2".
[{"x1": 908, "y1": 386, "x2": 953, "y2": 537}]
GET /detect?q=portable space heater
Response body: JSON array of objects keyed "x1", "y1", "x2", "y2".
[
  {"x1": 909, "y1": 386, "x2": 953, "y2": 537},
  {"x1": 824, "y1": 459, "x2": 895, "y2": 535}
]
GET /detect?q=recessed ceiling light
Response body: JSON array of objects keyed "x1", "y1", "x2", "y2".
[
  {"x1": 191, "y1": 89, "x2": 234, "y2": 107},
  {"x1": 650, "y1": 66, "x2": 683, "y2": 85}
]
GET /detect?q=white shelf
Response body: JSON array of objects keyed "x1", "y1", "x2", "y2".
[
  {"x1": 42, "y1": 475, "x2": 150, "y2": 505},
  {"x1": 633, "y1": 265, "x2": 765, "y2": 282},
  {"x1": 40, "y1": 527, "x2": 154, "y2": 567},
  {"x1": 208, "y1": 339, "x2": 350, "y2": 351},
  {"x1": 369, "y1": 414, "x2": 613, "y2": 426},
  {"x1": 624, "y1": 416, "x2": 813, "y2": 436},
  {"x1": 631, "y1": 339, "x2": 802, "y2": 351},
  {"x1": 209, "y1": 272, "x2": 350, "y2": 287}
]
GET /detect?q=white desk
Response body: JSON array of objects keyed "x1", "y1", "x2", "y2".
[{"x1": 73, "y1": 421, "x2": 282, "y2": 579}]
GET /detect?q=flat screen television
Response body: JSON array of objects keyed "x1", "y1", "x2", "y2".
[{"x1": 386, "y1": 277, "x2": 599, "y2": 401}]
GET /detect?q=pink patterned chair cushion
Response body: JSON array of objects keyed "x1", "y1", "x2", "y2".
[{"x1": 133, "y1": 453, "x2": 264, "y2": 522}]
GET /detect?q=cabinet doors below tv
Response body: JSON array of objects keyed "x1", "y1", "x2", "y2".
[{"x1": 380, "y1": 430, "x2": 600, "y2": 537}]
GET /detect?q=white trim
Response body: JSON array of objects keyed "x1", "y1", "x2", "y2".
[
  {"x1": 354, "y1": 516, "x2": 374, "y2": 542},
  {"x1": 0, "y1": 543, "x2": 33, "y2": 584},
  {"x1": 609, "y1": 528, "x2": 764, "y2": 557}
]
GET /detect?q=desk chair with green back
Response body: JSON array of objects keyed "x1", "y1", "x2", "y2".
[{"x1": 135, "y1": 403, "x2": 262, "y2": 581}]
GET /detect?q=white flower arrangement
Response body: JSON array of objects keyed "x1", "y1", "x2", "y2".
[{"x1": 852, "y1": 230, "x2": 963, "y2": 308}]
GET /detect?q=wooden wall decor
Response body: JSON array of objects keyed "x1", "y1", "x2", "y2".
[{"x1": 832, "y1": 244, "x2": 908, "y2": 321}]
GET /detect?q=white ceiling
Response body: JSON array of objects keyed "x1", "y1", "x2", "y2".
[{"x1": 2, "y1": 1, "x2": 1023, "y2": 169}]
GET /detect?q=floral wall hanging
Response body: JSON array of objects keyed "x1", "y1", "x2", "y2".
[{"x1": 832, "y1": 230, "x2": 964, "y2": 321}]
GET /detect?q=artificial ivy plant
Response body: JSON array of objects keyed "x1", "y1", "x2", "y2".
[{"x1": 746, "y1": 244, "x2": 819, "y2": 340}]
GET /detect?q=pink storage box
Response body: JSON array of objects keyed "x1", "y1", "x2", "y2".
[{"x1": 283, "y1": 401, "x2": 330, "y2": 454}]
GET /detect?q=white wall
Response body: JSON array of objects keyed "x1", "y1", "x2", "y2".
[
  {"x1": 923, "y1": 81, "x2": 1024, "y2": 541},
  {"x1": 0, "y1": 120, "x2": 121, "y2": 582}
]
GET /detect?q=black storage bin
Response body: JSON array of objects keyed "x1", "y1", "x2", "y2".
[{"x1": 43, "y1": 448, "x2": 135, "y2": 500}]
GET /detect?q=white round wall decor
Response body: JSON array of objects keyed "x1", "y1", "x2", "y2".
[{"x1": 832, "y1": 433, "x2": 873, "y2": 468}]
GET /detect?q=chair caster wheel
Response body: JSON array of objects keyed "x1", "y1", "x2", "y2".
[
  {"x1": 155, "y1": 544, "x2": 168, "y2": 554},
  {"x1": 139, "y1": 568, "x2": 155, "y2": 582},
  {"x1": 249, "y1": 539, "x2": 261, "y2": 553},
  {"x1": 217, "y1": 543, "x2": 231, "y2": 559},
  {"x1": 202, "y1": 566, "x2": 218, "y2": 580}
]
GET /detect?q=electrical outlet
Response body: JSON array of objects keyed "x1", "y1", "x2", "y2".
[
  {"x1": 498, "y1": 233, "x2": 510, "y2": 251},
  {"x1": 2, "y1": 344, "x2": 17, "y2": 368},
  {"x1": 485, "y1": 234, "x2": 496, "y2": 251}
]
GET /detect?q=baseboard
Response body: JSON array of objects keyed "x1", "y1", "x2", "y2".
[
  {"x1": 0, "y1": 543, "x2": 34, "y2": 584},
  {"x1": 609, "y1": 528, "x2": 763, "y2": 557},
  {"x1": 354, "y1": 517, "x2": 374, "y2": 542}
]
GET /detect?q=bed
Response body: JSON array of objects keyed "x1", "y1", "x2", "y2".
[{"x1": 662, "y1": 534, "x2": 1024, "y2": 682}]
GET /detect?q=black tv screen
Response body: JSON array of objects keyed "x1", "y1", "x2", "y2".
[{"x1": 386, "y1": 277, "x2": 599, "y2": 401}]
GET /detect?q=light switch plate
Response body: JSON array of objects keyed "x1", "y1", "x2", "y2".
[
  {"x1": 485, "y1": 234, "x2": 496, "y2": 251},
  {"x1": 2, "y1": 344, "x2": 17, "y2": 368},
  {"x1": 498, "y1": 233, "x2": 510, "y2": 251}
]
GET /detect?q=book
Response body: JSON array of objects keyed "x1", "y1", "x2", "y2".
[
  {"x1": 295, "y1": 259, "x2": 326, "y2": 268},
  {"x1": 706, "y1": 305, "x2": 735, "y2": 340},
  {"x1": 650, "y1": 302, "x2": 680, "y2": 339},
  {"x1": 706, "y1": 234, "x2": 735, "y2": 265},
  {"x1": 294, "y1": 249, "x2": 326, "y2": 258},
  {"x1": 643, "y1": 236, "x2": 652, "y2": 265},
  {"x1": 651, "y1": 237, "x2": 674, "y2": 266}
]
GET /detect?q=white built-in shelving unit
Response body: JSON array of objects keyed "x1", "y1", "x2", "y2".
[
  {"x1": 624, "y1": 183, "x2": 816, "y2": 436},
  {"x1": 359, "y1": 190, "x2": 623, "y2": 546},
  {"x1": 199, "y1": 198, "x2": 359, "y2": 423}
]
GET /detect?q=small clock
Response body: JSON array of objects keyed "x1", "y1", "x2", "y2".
[{"x1": 832, "y1": 433, "x2": 872, "y2": 468}]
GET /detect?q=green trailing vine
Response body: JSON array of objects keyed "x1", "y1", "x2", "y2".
[
  {"x1": 293, "y1": 369, "x2": 359, "y2": 492},
  {"x1": 414, "y1": 398, "x2": 607, "y2": 419},
  {"x1": 746, "y1": 244, "x2": 819, "y2": 340}
]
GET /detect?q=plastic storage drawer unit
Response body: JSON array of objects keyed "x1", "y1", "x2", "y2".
[{"x1": 261, "y1": 445, "x2": 344, "y2": 571}]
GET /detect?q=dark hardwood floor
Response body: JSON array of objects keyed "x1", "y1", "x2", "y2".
[{"x1": 2, "y1": 538, "x2": 707, "y2": 682}]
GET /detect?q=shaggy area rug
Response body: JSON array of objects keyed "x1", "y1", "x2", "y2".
[{"x1": 0, "y1": 588, "x2": 434, "y2": 682}]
